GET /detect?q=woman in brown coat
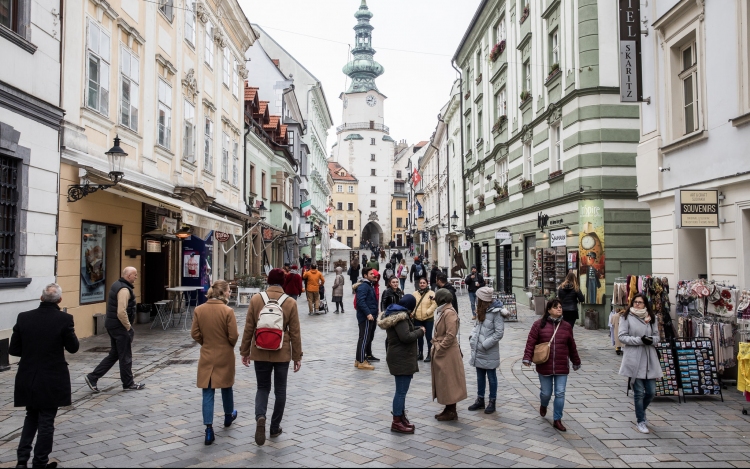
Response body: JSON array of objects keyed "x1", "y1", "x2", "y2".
[
  {"x1": 191, "y1": 280, "x2": 239, "y2": 445},
  {"x1": 431, "y1": 288, "x2": 468, "y2": 421}
]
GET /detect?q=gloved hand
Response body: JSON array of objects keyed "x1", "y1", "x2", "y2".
[
  {"x1": 641, "y1": 335, "x2": 654, "y2": 346},
  {"x1": 573, "y1": 364, "x2": 581, "y2": 371}
]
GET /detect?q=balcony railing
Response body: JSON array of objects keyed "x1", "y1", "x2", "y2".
[{"x1": 336, "y1": 122, "x2": 390, "y2": 134}]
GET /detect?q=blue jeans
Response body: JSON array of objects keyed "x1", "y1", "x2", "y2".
[
  {"x1": 412, "y1": 319, "x2": 433, "y2": 356},
  {"x1": 538, "y1": 374, "x2": 568, "y2": 421},
  {"x1": 393, "y1": 375, "x2": 413, "y2": 417},
  {"x1": 632, "y1": 378, "x2": 656, "y2": 423},
  {"x1": 476, "y1": 368, "x2": 498, "y2": 399},
  {"x1": 399, "y1": 278, "x2": 406, "y2": 291},
  {"x1": 468, "y1": 291, "x2": 477, "y2": 316},
  {"x1": 202, "y1": 387, "x2": 234, "y2": 425}
]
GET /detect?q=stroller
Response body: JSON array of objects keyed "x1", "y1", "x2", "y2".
[{"x1": 316, "y1": 285, "x2": 330, "y2": 315}]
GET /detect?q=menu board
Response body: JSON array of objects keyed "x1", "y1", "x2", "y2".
[
  {"x1": 493, "y1": 293, "x2": 518, "y2": 322},
  {"x1": 675, "y1": 338, "x2": 722, "y2": 397},
  {"x1": 80, "y1": 222, "x2": 107, "y2": 304},
  {"x1": 655, "y1": 342, "x2": 679, "y2": 397}
]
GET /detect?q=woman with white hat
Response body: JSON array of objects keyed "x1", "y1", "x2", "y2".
[{"x1": 467, "y1": 287, "x2": 509, "y2": 414}]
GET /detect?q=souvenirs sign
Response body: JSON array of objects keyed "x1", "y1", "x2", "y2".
[{"x1": 677, "y1": 190, "x2": 719, "y2": 229}]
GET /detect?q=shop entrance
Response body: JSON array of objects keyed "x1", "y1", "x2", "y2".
[
  {"x1": 496, "y1": 239, "x2": 512, "y2": 294},
  {"x1": 743, "y1": 208, "x2": 750, "y2": 286},
  {"x1": 143, "y1": 241, "x2": 171, "y2": 305},
  {"x1": 677, "y1": 228, "x2": 708, "y2": 280}
]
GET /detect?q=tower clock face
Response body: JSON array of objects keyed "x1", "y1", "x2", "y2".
[{"x1": 366, "y1": 95, "x2": 377, "y2": 107}]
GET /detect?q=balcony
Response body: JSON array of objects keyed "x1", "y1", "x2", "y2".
[{"x1": 336, "y1": 122, "x2": 390, "y2": 134}]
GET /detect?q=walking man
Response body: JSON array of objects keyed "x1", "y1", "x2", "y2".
[
  {"x1": 355, "y1": 267, "x2": 378, "y2": 371},
  {"x1": 302, "y1": 264, "x2": 325, "y2": 315},
  {"x1": 410, "y1": 256, "x2": 428, "y2": 286},
  {"x1": 11, "y1": 284, "x2": 79, "y2": 469},
  {"x1": 85, "y1": 267, "x2": 146, "y2": 392},
  {"x1": 241, "y1": 269, "x2": 302, "y2": 446},
  {"x1": 465, "y1": 265, "x2": 486, "y2": 320}
]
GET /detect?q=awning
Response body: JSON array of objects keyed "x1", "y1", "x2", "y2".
[{"x1": 114, "y1": 183, "x2": 243, "y2": 236}]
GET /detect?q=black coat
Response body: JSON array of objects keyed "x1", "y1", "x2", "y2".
[
  {"x1": 429, "y1": 267, "x2": 440, "y2": 286},
  {"x1": 10, "y1": 302, "x2": 79, "y2": 409},
  {"x1": 348, "y1": 265, "x2": 360, "y2": 284},
  {"x1": 465, "y1": 273, "x2": 486, "y2": 293},
  {"x1": 380, "y1": 288, "x2": 404, "y2": 311},
  {"x1": 557, "y1": 286, "x2": 585, "y2": 313},
  {"x1": 378, "y1": 308, "x2": 424, "y2": 376}
]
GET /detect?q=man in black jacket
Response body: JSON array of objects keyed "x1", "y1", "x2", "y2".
[
  {"x1": 465, "y1": 265, "x2": 486, "y2": 319},
  {"x1": 409, "y1": 257, "x2": 428, "y2": 286},
  {"x1": 435, "y1": 273, "x2": 458, "y2": 311},
  {"x1": 10, "y1": 283, "x2": 79, "y2": 469}
]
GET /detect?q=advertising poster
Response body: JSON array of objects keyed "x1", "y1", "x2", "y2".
[
  {"x1": 80, "y1": 222, "x2": 107, "y2": 304},
  {"x1": 578, "y1": 200, "x2": 606, "y2": 304},
  {"x1": 183, "y1": 251, "x2": 200, "y2": 278}
]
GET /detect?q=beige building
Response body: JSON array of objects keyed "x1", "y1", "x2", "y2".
[
  {"x1": 328, "y1": 162, "x2": 360, "y2": 249},
  {"x1": 58, "y1": 0, "x2": 255, "y2": 336}
]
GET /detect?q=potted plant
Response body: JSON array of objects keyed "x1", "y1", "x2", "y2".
[
  {"x1": 547, "y1": 63, "x2": 561, "y2": 81},
  {"x1": 493, "y1": 181, "x2": 509, "y2": 201},
  {"x1": 477, "y1": 194, "x2": 485, "y2": 208},
  {"x1": 520, "y1": 90, "x2": 531, "y2": 104},
  {"x1": 549, "y1": 169, "x2": 563, "y2": 180},
  {"x1": 489, "y1": 40, "x2": 506, "y2": 62},
  {"x1": 475, "y1": 73, "x2": 483, "y2": 85},
  {"x1": 236, "y1": 275, "x2": 263, "y2": 307},
  {"x1": 520, "y1": 4, "x2": 530, "y2": 24},
  {"x1": 521, "y1": 179, "x2": 533, "y2": 190},
  {"x1": 466, "y1": 203, "x2": 474, "y2": 214},
  {"x1": 492, "y1": 115, "x2": 507, "y2": 133}
]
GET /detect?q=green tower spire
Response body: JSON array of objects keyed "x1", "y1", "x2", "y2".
[{"x1": 342, "y1": 0, "x2": 384, "y2": 93}]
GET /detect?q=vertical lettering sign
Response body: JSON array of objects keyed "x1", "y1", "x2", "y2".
[{"x1": 618, "y1": 0, "x2": 643, "y2": 102}]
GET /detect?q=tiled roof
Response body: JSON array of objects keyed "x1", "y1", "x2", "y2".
[
  {"x1": 258, "y1": 101, "x2": 268, "y2": 116},
  {"x1": 244, "y1": 85, "x2": 259, "y2": 102},
  {"x1": 279, "y1": 124, "x2": 287, "y2": 139},
  {"x1": 264, "y1": 115, "x2": 281, "y2": 132},
  {"x1": 328, "y1": 162, "x2": 358, "y2": 182},
  {"x1": 415, "y1": 140, "x2": 429, "y2": 148}
]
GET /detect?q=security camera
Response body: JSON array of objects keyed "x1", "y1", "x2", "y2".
[{"x1": 659, "y1": 167, "x2": 671, "y2": 172}]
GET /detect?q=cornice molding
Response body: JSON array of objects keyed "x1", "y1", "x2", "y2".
[
  {"x1": 155, "y1": 54, "x2": 177, "y2": 76},
  {"x1": 117, "y1": 18, "x2": 145, "y2": 46}
]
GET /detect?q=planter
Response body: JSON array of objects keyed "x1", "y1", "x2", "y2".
[
  {"x1": 548, "y1": 170, "x2": 563, "y2": 180},
  {"x1": 475, "y1": 73, "x2": 483, "y2": 85},
  {"x1": 237, "y1": 287, "x2": 261, "y2": 307},
  {"x1": 545, "y1": 67, "x2": 561, "y2": 84},
  {"x1": 464, "y1": 91, "x2": 471, "y2": 101},
  {"x1": 520, "y1": 6, "x2": 530, "y2": 24},
  {"x1": 489, "y1": 40, "x2": 506, "y2": 62}
]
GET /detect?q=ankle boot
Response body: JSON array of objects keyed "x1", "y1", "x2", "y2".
[
  {"x1": 436, "y1": 404, "x2": 458, "y2": 421},
  {"x1": 402, "y1": 411, "x2": 414, "y2": 429},
  {"x1": 484, "y1": 399, "x2": 496, "y2": 414},
  {"x1": 391, "y1": 415, "x2": 414, "y2": 434},
  {"x1": 553, "y1": 420, "x2": 567, "y2": 432},
  {"x1": 468, "y1": 397, "x2": 485, "y2": 411}
]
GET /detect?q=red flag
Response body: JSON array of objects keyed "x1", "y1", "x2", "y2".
[{"x1": 412, "y1": 168, "x2": 422, "y2": 185}]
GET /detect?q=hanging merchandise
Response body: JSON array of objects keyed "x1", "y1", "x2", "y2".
[
  {"x1": 675, "y1": 338, "x2": 723, "y2": 400},
  {"x1": 618, "y1": 275, "x2": 675, "y2": 341}
]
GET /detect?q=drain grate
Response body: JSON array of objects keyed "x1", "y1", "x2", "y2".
[
  {"x1": 85, "y1": 347, "x2": 112, "y2": 353},
  {"x1": 165, "y1": 359, "x2": 197, "y2": 365}
]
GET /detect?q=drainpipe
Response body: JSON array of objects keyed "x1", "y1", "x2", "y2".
[{"x1": 451, "y1": 61, "x2": 466, "y2": 234}]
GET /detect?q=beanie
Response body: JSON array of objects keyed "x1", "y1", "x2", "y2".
[
  {"x1": 476, "y1": 286, "x2": 494, "y2": 303},
  {"x1": 267, "y1": 268, "x2": 285, "y2": 286},
  {"x1": 398, "y1": 294, "x2": 417, "y2": 312}
]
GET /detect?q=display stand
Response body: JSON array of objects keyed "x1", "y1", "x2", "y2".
[
  {"x1": 493, "y1": 293, "x2": 518, "y2": 322},
  {"x1": 676, "y1": 337, "x2": 723, "y2": 401},
  {"x1": 540, "y1": 247, "x2": 567, "y2": 295},
  {"x1": 655, "y1": 341, "x2": 680, "y2": 400}
]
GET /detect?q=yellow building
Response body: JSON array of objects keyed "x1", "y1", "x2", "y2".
[
  {"x1": 391, "y1": 184, "x2": 409, "y2": 248},
  {"x1": 328, "y1": 162, "x2": 360, "y2": 249},
  {"x1": 58, "y1": 0, "x2": 256, "y2": 336}
]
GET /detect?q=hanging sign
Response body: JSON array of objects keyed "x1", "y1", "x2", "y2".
[
  {"x1": 495, "y1": 231, "x2": 511, "y2": 240},
  {"x1": 214, "y1": 231, "x2": 231, "y2": 243},
  {"x1": 146, "y1": 240, "x2": 162, "y2": 253},
  {"x1": 550, "y1": 229, "x2": 567, "y2": 247},
  {"x1": 460, "y1": 241, "x2": 472, "y2": 251},
  {"x1": 618, "y1": 0, "x2": 644, "y2": 102},
  {"x1": 677, "y1": 190, "x2": 719, "y2": 229}
]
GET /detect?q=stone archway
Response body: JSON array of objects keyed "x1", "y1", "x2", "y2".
[{"x1": 362, "y1": 222, "x2": 384, "y2": 248}]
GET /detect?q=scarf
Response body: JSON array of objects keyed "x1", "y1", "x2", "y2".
[
  {"x1": 630, "y1": 307, "x2": 651, "y2": 323},
  {"x1": 418, "y1": 287, "x2": 430, "y2": 296},
  {"x1": 548, "y1": 315, "x2": 563, "y2": 324}
]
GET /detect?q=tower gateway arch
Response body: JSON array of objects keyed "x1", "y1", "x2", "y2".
[{"x1": 330, "y1": 0, "x2": 397, "y2": 249}]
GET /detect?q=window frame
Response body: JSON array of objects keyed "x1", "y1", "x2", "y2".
[
  {"x1": 232, "y1": 139, "x2": 239, "y2": 186},
  {"x1": 370, "y1": 168, "x2": 376, "y2": 176},
  {"x1": 348, "y1": 185, "x2": 354, "y2": 193},
  {"x1": 156, "y1": 78, "x2": 172, "y2": 150},
  {"x1": 183, "y1": 99, "x2": 196, "y2": 163},
  {"x1": 551, "y1": 30, "x2": 559, "y2": 66},
  {"x1": 337, "y1": 202, "x2": 343, "y2": 210},
  {"x1": 204, "y1": 21, "x2": 214, "y2": 69},
  {"x1": 336, "y1": 219, "x2": 343, "y2": 230},
  {"x1": 523, "y1": 142, "x2": 532, "y2": 180},
  {"x1": 524, "y1": 61, "x2": 532, "y2": 92},
  {"x1": 370, "y1": 186, "x2": 376, "y2": 194},
  {"x1": 119, "y1": 45, "x2": 139, "y2": 132},
  {"x1": 0, "y1": 155, "x2": 19, "y2": 279},
  {"x1": 158, "y1": 0, "x2": 173, "y2": 22},
  {"x1": 337, "y1": 184, "x2": 343, "y2": 193},
  {"x1": 184, "y1": 0, "x2": 196, "y2": 46},
  {"x1": 679, "y1": 42, "x2": 699, "y2": 135},
  {"x1": 370, "y1": 138, "x2": 376, "y2": 145},
  {"x1": 347, "y1": 203, "x2": 353, "y2": 211},
  {"x1": 204, "y1": 116, "x2": 214, "y2": 173},
  {"x1": 551, "y1": 124, "x2": 562, "y2": 172},
  {"x1": 370, "y1": 200, "x2": 376, "y2": 207},
  {"x1": 222, "y1": 46, "x2": 231, "y2": 88},
  {"x1": 232, "y1": 55, "x2": 239, "y2": 97},
  {"x1": 347, "y1": 220, "x2": 354, "y2": 230},
  {"x1": 396, "y1": 200, "x2": 403, "y2": 210},
  {"x1": 86, "y1": 18, "x2": 111, "y2": 116},
  {"x1": 221, "y1": 131, "x2": 230, "y2": 182}
]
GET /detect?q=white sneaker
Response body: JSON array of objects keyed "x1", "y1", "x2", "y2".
[{"x1": 636, "y1": 422, "x2": 650, "y2": 434}]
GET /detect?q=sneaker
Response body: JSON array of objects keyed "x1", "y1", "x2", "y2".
[
  {"x1": 224, "y1": 410, "x2": 238, "y2": 427},
  {"x1": 84, "y1": 375, "x2": 100, "y2": 393},
  {"x1": 423, "y1": 354, "x2": 431, "y2": 363},
  {"x1": 270, "y1": 427, "x2": 283, "y2": 438},
  {"x1": 357, "y1": 360, "x2": 375, "y2": 371},
  {"x1": 636, "y1": 422, "x2": 650, "y2": 434},
  {"x1": 255, "y1": 416, "x2": 267, "y2": 446},
  {"x1": 123, "y1": 382, "x2": 145, "y2": 390},
  {"x1": 367, "y1": 355, "x2": 381, "y2": 362},
  {"x1": 204, "y1": 427, "x2": 215, "y2": 446}
]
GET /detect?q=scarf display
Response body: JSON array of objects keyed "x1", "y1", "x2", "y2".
[{"x1": 616, "y1": 275, "x2": 673, "y2": 340}]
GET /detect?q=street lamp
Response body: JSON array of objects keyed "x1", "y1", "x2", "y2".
[
  {"x1": 258, "y1": 201, "x2": 268, "y2": 221},
  {"x1": 67, "y1": 135, "x2": 128, "y2": 202},
  {"x1": 451, "y1": 210, "x2": 459, "y2": 229}
]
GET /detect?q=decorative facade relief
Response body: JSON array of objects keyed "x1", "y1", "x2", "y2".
[
  {"x1": 196, "y1": 3, "x2": 210, "y2": 24},
  {"x1": 182, "y1": 68, "x2": 199, "y2": 102}
]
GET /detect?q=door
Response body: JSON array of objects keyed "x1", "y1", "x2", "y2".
[
  {"x1": 504, "y1": 244, "x2": 512, "y2": 294},
  {"x1": 143, "y1": 239, "x2": 170, "y2": 305}
]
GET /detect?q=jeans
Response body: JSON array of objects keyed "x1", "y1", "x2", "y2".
[
  {"x1": 538, "y1": 374, "x2": 568, "y2": 421},
  {"x1": 254, "y1": 361, "x2": 290, "y2": 432},
  {"x1": 399, "y1": 278, "x2": 406, "y2": 291},
  {"x1": 632, "y1": 378, "x2": 656, "y2": 423},
  {"x1": 17, "y1": 407, "x2": 57, "y2": 467},
  {"x1": 476, "y1": 368, "x2": 498, "y2": 400},
  {"x1": 306, "y1": 291, "x2": 320, "y2": 313},
  {"x1": 393, "y1": 375, "x2": 413, "y2": 417},
  {"x1": 412, "y1": 319, "x2": 434, "y2": 356},
  {"x1": 88, "y1": 326, "x2": 134, "y2": 388},
  {"x1": 468, "y1": 291, "x2": 477, "y2": 316},
  {"x1": 202, "y1": 387, "x2": 234, "y2": 425},
  {"x1": 356, "y1": 320, "x2": 375, "y2": 362}
]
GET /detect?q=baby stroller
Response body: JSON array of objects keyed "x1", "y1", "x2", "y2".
[{"x1": 316, "y1": 285, "x2": 330, "y2": 315}]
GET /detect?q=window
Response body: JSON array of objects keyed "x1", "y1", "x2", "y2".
[
  {"x1": 370, "y1": 186, "x2": 376, "y2": 194},
  {"x1": 222, "y1": 46, "x2": 230, "y2": 87},
  {"x1": 524, "y1": 142, "x2": 532, "y2": 180},
  {"x1": 394, "y1": 182, "x2": 405, "y2": 193},
  {"x1": 0, "y1": 0, "x2": 18, "y2": 32},
  {"x1": 397, "y1": 218, "x2": 403, "y2": 228},
  {"x1": 477, "y1": 111, "x2": 483, "y2": 139},
  {"x1": 371, "y1": 154, "x2": 376, "y2": 161},
  {"x1": 272, "y1": 187, "x2": 279, "y2": 202},
  {"x1": 288, "y1": 130, "x2": 295, "y2": 147},
  {"x1": 205, "y1": 22, "x2": 214, "y2": 68},
  {"x1": 524, "y1": 61, "x2": 531, "y2": 92},
  {"x1": 337, "y1": 237, "x2": 342, "y2": 243},
  {"x1": 396, "y1": 200, "x2": 403, "y2": 210},
  {"x1": 370, "y1": 169, "x2": 376, "y2": 176},
  {"x1": 346, "y1": 237, "x2": 353, "y2": 248},
  {"x1": 183, "y1": 100, "x2": 195, "y2": 162},
  {"x1": 466, "y1": 123, "x2": 472, "y2": 149},
  {"x1": 348, "y1": 185, "x2": 354, "y2": 193},
  {"x1": 337, "y1": 184, "x2": 343, "y2": 193},
  {"x1": 337, "y1": 202, "x2": 343, "y2": 210},
  {"x1": 496, "y1": 88, "x2": 507, "y2": 119},
  {"x1": 232, "y1": 56, "x2": 239, "y2": 97},
  {"x1": 204, "y1": 117, "x2": 213, "y2": 172},
  {"x1": 551, "y1": 31, "x2": 559, "y2": 66},
  {"x1": 496, "y1": 17, "x2": 506, "y2": 43},
  {"x1": 0, "y1": 156, "x2": 18, "y2": 278},
  {"x1": 348, "y1": 220, "x2": 354, "y2": 230},
  {"x1": 551, "y1": 124, "x2": 562, "y2": 172},
  {"x1": 158, "y1": 0, "x2": 173, "y2": 21},
  {"x1": 261, "y1": 172, "x2": 266, "y2": 198},
  {"x1": 370, "y1": 138, "x2": 376, "y2": 145},
  {"x1": 497, "y1": 157, "x2": 508, "y2": 186},
  {"x1": 157, "y1": 79, "x2": 172, "y2": 149},
  {"x1": 370, "y1": 200, "x2": 376, "y2": 207},
  {"x1": 221, "y1": 132, "x2": 229, "y2": 181},
  {"x1": 396, "y1": 170, "x2": 402, "y2": 179},
  {"x1": 185, "y1": 1, "x2": 196, "y2": 45},
  {"x1": 681, "y1": 42, "x2": 698, "y2": 135},
  {"x1": 232, "y1": 140, "x2": 239, "y2": 186},
  {"x1": 119, "y1": 47, "x2": 139, "y2": 131},
  {"x1": 86, "y1": 19, "x2": 110, "y2": 115},
  {"x1": 337, "y1": 220, "x2": 343, "y2": 230},
  {"x1": 249, "y1": 165, "x2": 256, "y2": 193}
]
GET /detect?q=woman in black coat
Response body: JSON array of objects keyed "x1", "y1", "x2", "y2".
[
  {"x1": 378, "y1": 295, "x2": 424, "y2": 434},
  {"x1": 381, "y1": 277, "x2": 404, "y2": 311},
  {"x1": 348, "y1": 261, "x2": 361, "y2": 285},
  {"x1": 557, "y1": 271, "x2": 585, "y2": 328},
  {"x1": 429, "y1": 265, "x2": 440, "y2": 291}
]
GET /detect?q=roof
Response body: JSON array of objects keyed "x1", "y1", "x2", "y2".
[
  {"x1": 329, "y1": 238, "x2": 351, "y2": 250},
  {"x1": 344, "y1": 134, "x2": 364, "y2": 141},
  {"x1": 328, "y1": 162, "x2": 358, "y2": 182},
  {"x1": 382, "y1": 135, "x2": 395, "y2": 142},
  {"x1": 258, "y1": 101, "x2": 268, "y2": 115},
  {"x1": 279, "y1": 124, "x2": 287, "y2": 139},
  {"x1": 416, "y1": 141, "x2": 429, "y2": 148},
  {"x1": 452, "y1": 0, "x2": 490, "y2": 63},
  {"x1": 245, "y1": 85, "x2": 258, "y2": 102},
  {"x1": 264, "y1": 115, "x2": 281, "y2": 133}
]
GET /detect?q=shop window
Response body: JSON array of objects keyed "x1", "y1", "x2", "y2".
[
  {"x1": 158, "y1": 0, "x2": 173, "y2": 21},
  {"x1": 221, "y1": 132, "x2": 229, "y2": 182},
  {"x1": 205, "y1": 21, "x2": 214, "y2": 68},
  {"x1": 337, "y1": 220, "x2": 343, "y2": 230},
  {"x1": 204, "y1": 117, "x2": 213, "y2": 172},
  {"x1": 119, "y1": 46, "x2": 139, "y2": 132},
  {"x1": 0, "y1": 156, "x2": 19, "y2": 278},
  {"x1": 347, "y1": 203, "x2": 353, "y2": 211},
  {"x1": 184, "y1": 0, "x2": 196, "y2": 46},
  {"x1": 80, "y1": 221, "x2": 121, "y2": 305},
  {"x1": 157, "y1": 79, "x2": 172, "y2": 149},
  {"x1": 183, "y1": 100, "x2": 195, "y2": 163},
  {"x1": 86, "y1": 19, "x2": 111, "y2": 116},
  {"x1": 348, "y1": 220, "x2": 354, "y2": 230}
]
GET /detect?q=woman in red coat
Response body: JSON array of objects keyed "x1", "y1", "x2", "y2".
[{"x1": 523, "y1": 299, "x2": 581, "y2": 432}]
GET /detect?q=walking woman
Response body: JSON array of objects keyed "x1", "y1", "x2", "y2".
[
  {"x1": 468, "y1": 287, "x2": 508, "y2": 415},
  {"x1": 557, "y1": 271, "x2": 584, "y2": 328},
  {"x1": 381, "y1": 276, "x2": 404, "y2": 312},
  {"x1": 191, "y1": 280, "x2": 239, "y2": 445},
  {"x1": 431, "y1": 288, "x2": 468, "y2": 421},
  {"x1": 332, "y1": 267, "x2": 345, "y2": 314},
  {"x1": 378, "y1": 295, "x2": 425, "y2": 434},
  {"x1": 397, "y1": 259, "x2": 408, "y2": 291},
  {"x1": 412, "y1": 278, "x2": 436, "y2": 362},
  {"x1": 618, "y1": 293, "x2": 660, "y2": 434},
  {"x1": 523, "y1": 299, "x2": 581, "y2": 432},
  {"x1": 348, "y1": 260, "x2": 361, "y2": 285}
]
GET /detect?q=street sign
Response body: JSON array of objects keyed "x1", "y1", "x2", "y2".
[{"x1": 214, "y1": 231, "x2": 231, "y2": 243}]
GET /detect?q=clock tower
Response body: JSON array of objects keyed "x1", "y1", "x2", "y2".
[{"x1": 331, "y1": 0, "x2": 396, "y2": 247}]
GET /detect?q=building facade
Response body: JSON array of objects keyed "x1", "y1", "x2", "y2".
[
  {"x1": 327, "y1": 162, "x2": 360, "y2": 249},
  {"x1": 636, "y1": 0, "x2": 750, "y2": 291},
  {"x1": 455, "y1": 0, "x2": 651, "y2": 325},
  {"x1": 0, "y1": 0, "x2": 65, "y2": 351},
  {"x1": 391, "y1": 144, "x2": 411, "y2": 249}
]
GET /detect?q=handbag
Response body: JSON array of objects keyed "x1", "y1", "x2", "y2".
[{"x1": 532, "y1": 322, "x2": 560, "y2": 365}]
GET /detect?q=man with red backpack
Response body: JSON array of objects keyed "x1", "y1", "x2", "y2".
[{"x1": 240, "y1": 269, "x2": 302, "y2": 447}]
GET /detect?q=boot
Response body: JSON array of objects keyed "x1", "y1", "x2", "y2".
[
  {"x1": 468, "y1": 397, "x2": 485, "y2": 411},
  {"x1": 391, "y1": 415, "x2": 414, "y2": 434},
  {"x1": 436, "y1": 404, "x2": 458, "y2": 421},
  {"x1": 484, "y1": 399, "x2": 496, "y2": 414},
  {"x1": 401, "y1": 411, "x2": 415, "y2": 430},
  {"x1": 423, "y1": 352, "x2": 431, "y2": 363},
  {"x1": 540, "y1": 405, "x2": 547, "y2": 417},
  {"x1": 357, "y1": 360, "x2": 375, "y2": 371},
  {"x1": 418, "y1": 352, "x2": 424, "y2": 361},
  {"x1": 553, "y1": 420, "x2": 567, "y2": 432}
]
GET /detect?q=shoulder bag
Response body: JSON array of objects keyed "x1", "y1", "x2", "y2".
[{"x1": 532, "y1": 322, "x2": 560, "y2": 365}]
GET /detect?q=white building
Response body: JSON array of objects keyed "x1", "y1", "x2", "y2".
[{"x1": 636, "y1": 0, "x2": 750, "y2": 288}]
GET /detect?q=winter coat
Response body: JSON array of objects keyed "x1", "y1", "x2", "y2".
[
  {"x1": 618, "y1": 313, "x2": 662, "y2": 380},
  {"x1": 557, "y1": 286, "x2": 584, "y2": 313},
  {"x1": 378, "y1": 306, "x2": 424, "y2": 376},
  {"x1": 10, "y1": 302, "x2": 79, "y2": 409},
  {"x1": 332, "y1": 268, "x2": 345, "y2": 297},
  {"x1": 380, "y1": 287, "x2": 404, "y2": 312},
  {"x1": 465, "y1": 273, "x2": 486, "y2": 293},
  {"x1": 412, "y1": 288, "x2": 437, "y2": 322},
  {"x1": 283, "y1": 272, "x2": 303, "y2": 296},
  {"x1": 440, "y1": 283, "x2": 459, "y2": 311},
  {"x1": 410, "y1": 262, "x2": 427, "y2": 283},
  {"x1": 240, "y1": 286, "x2": 303, "y2": 363},
  {"x1": 367, "y1": 260, "x2": 380, "y2": 271},
  {"x1": 523, "y1": 317, "x2": 581, "y2": 375},
  {"x1": 469, "y1": 300, "x2": 506, "y2": 370},
  {"x1": 355, "y1": 280, "x2": 378, "y2": 323},
  {"x1": 191, "y1": 299, "x2": 239, "y2": 389},
  {"x1": 302, "y1": 269, "x2": 325, "y2": 292},
  {"x1": 430, "y1": 267, "x2": 440, "y2": 286},
  {"x1": 348, "y1": 264, "x2": 360, "y2": 284},
  {"x1": 431, "y1": 304, "x2": 468, "y2": 405}
]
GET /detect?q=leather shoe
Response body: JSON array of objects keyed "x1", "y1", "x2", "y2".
[
  {"x1": 468, "y1": 397, "x2": 485, "y2": 411},
  {"x1": 553, "y1": 420, "x2": 567, "y2": 432},
  {"x1": 540, "y1": 405, "x2": 547, "y2": 417},
  {"x1": 391, "y1": 416, "x2": 414, "y2": 434}
]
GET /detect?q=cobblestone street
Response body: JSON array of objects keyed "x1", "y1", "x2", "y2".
[{"x1": 1, "y1": 270, "x2": 749, "y2": 468}]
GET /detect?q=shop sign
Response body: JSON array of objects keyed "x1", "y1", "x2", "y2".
[
  {"x1": 460, "y1": 240, "x2": 472, "y2": 251},
  {"x1": 214, "y1": 231, "x2": 231, "y2": 243},
  {"x1": 618, "y1": 0, "x2": 644, "y2": 102},
  {"x1": 421, "y1": 231, "x2": 429, "y2": 243},
  {"x1": 262, "y1": 228, "x2": 275, "y2": 242},
  {"x1": 80, "y1": 222, "x2": 107, "y2": 305},
  {"x1": 578, "y1": 200, "x2": 605, "y2": 305},
  {"x1": 496, "y1": 231, "x2": 512, "y2": 246},
  {"x1": 158, "y1": 216, "x2": 177, "y2": 234},
  {"x1": 146, "y1": 240, "x2": 162, "y2": 253},
  {"x1": 538, "y1": 212, "x2": 564, "y2": 231},
  {"x1": 550, "y1": 229, "x2": 567, "y2": 247},
  {"x1": 677, "y1": 190, "x2": 719, "y2": 229}
]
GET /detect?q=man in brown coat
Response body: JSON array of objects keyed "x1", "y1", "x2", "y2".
[{"x1": 241, "y1": 268, "x2": 303, "y2": 446}]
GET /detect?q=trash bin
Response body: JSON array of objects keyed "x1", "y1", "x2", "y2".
[{"x1": 137, "y1": 304, "x2": 152, "y2": 324}]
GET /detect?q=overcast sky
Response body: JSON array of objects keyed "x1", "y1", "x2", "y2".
[{"x1": 239, "y1": 0, "x2": 481, "y2": 151}]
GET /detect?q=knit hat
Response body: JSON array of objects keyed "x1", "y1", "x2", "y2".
[
  {"x1": 435, "y1": 288, "x2": 453, "y2": 306},
  {"x1": 267, "y1": 268, "x2": 285, "y2": 286},
  {"x1": 398, "y1": 294, "x2": 417, "y2": 312},
  {"x1": 476, "y1": 286, "x2": 494, "y2": 303}
]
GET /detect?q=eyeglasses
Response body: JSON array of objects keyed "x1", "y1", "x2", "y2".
[{"x1": 633, "y1": 300, "x2": 645, "y2": 305}]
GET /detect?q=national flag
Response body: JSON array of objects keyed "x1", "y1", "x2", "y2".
[
  {"x1": 412, "y1": 168, "x2": 422, "y2": 185},
  {"x1": 301, "y1": 199, "x2": 312, "y2": 217}
]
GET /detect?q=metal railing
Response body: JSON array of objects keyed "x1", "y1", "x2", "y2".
[{"x1": 336, "y1": 122, "x2": 390, "y2": 134}]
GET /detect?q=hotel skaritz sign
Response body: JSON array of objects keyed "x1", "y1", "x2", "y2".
[
  {"x1": 618, "y1": 0, "x2": 644, "y2": 102},
  {"x1": 676, "y1": 190, "x2": 720, "y2": 229}
]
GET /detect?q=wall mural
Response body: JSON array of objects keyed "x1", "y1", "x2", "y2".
[{"x1": 578, "y1": 200, "x2": 606, "y2": 304}]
